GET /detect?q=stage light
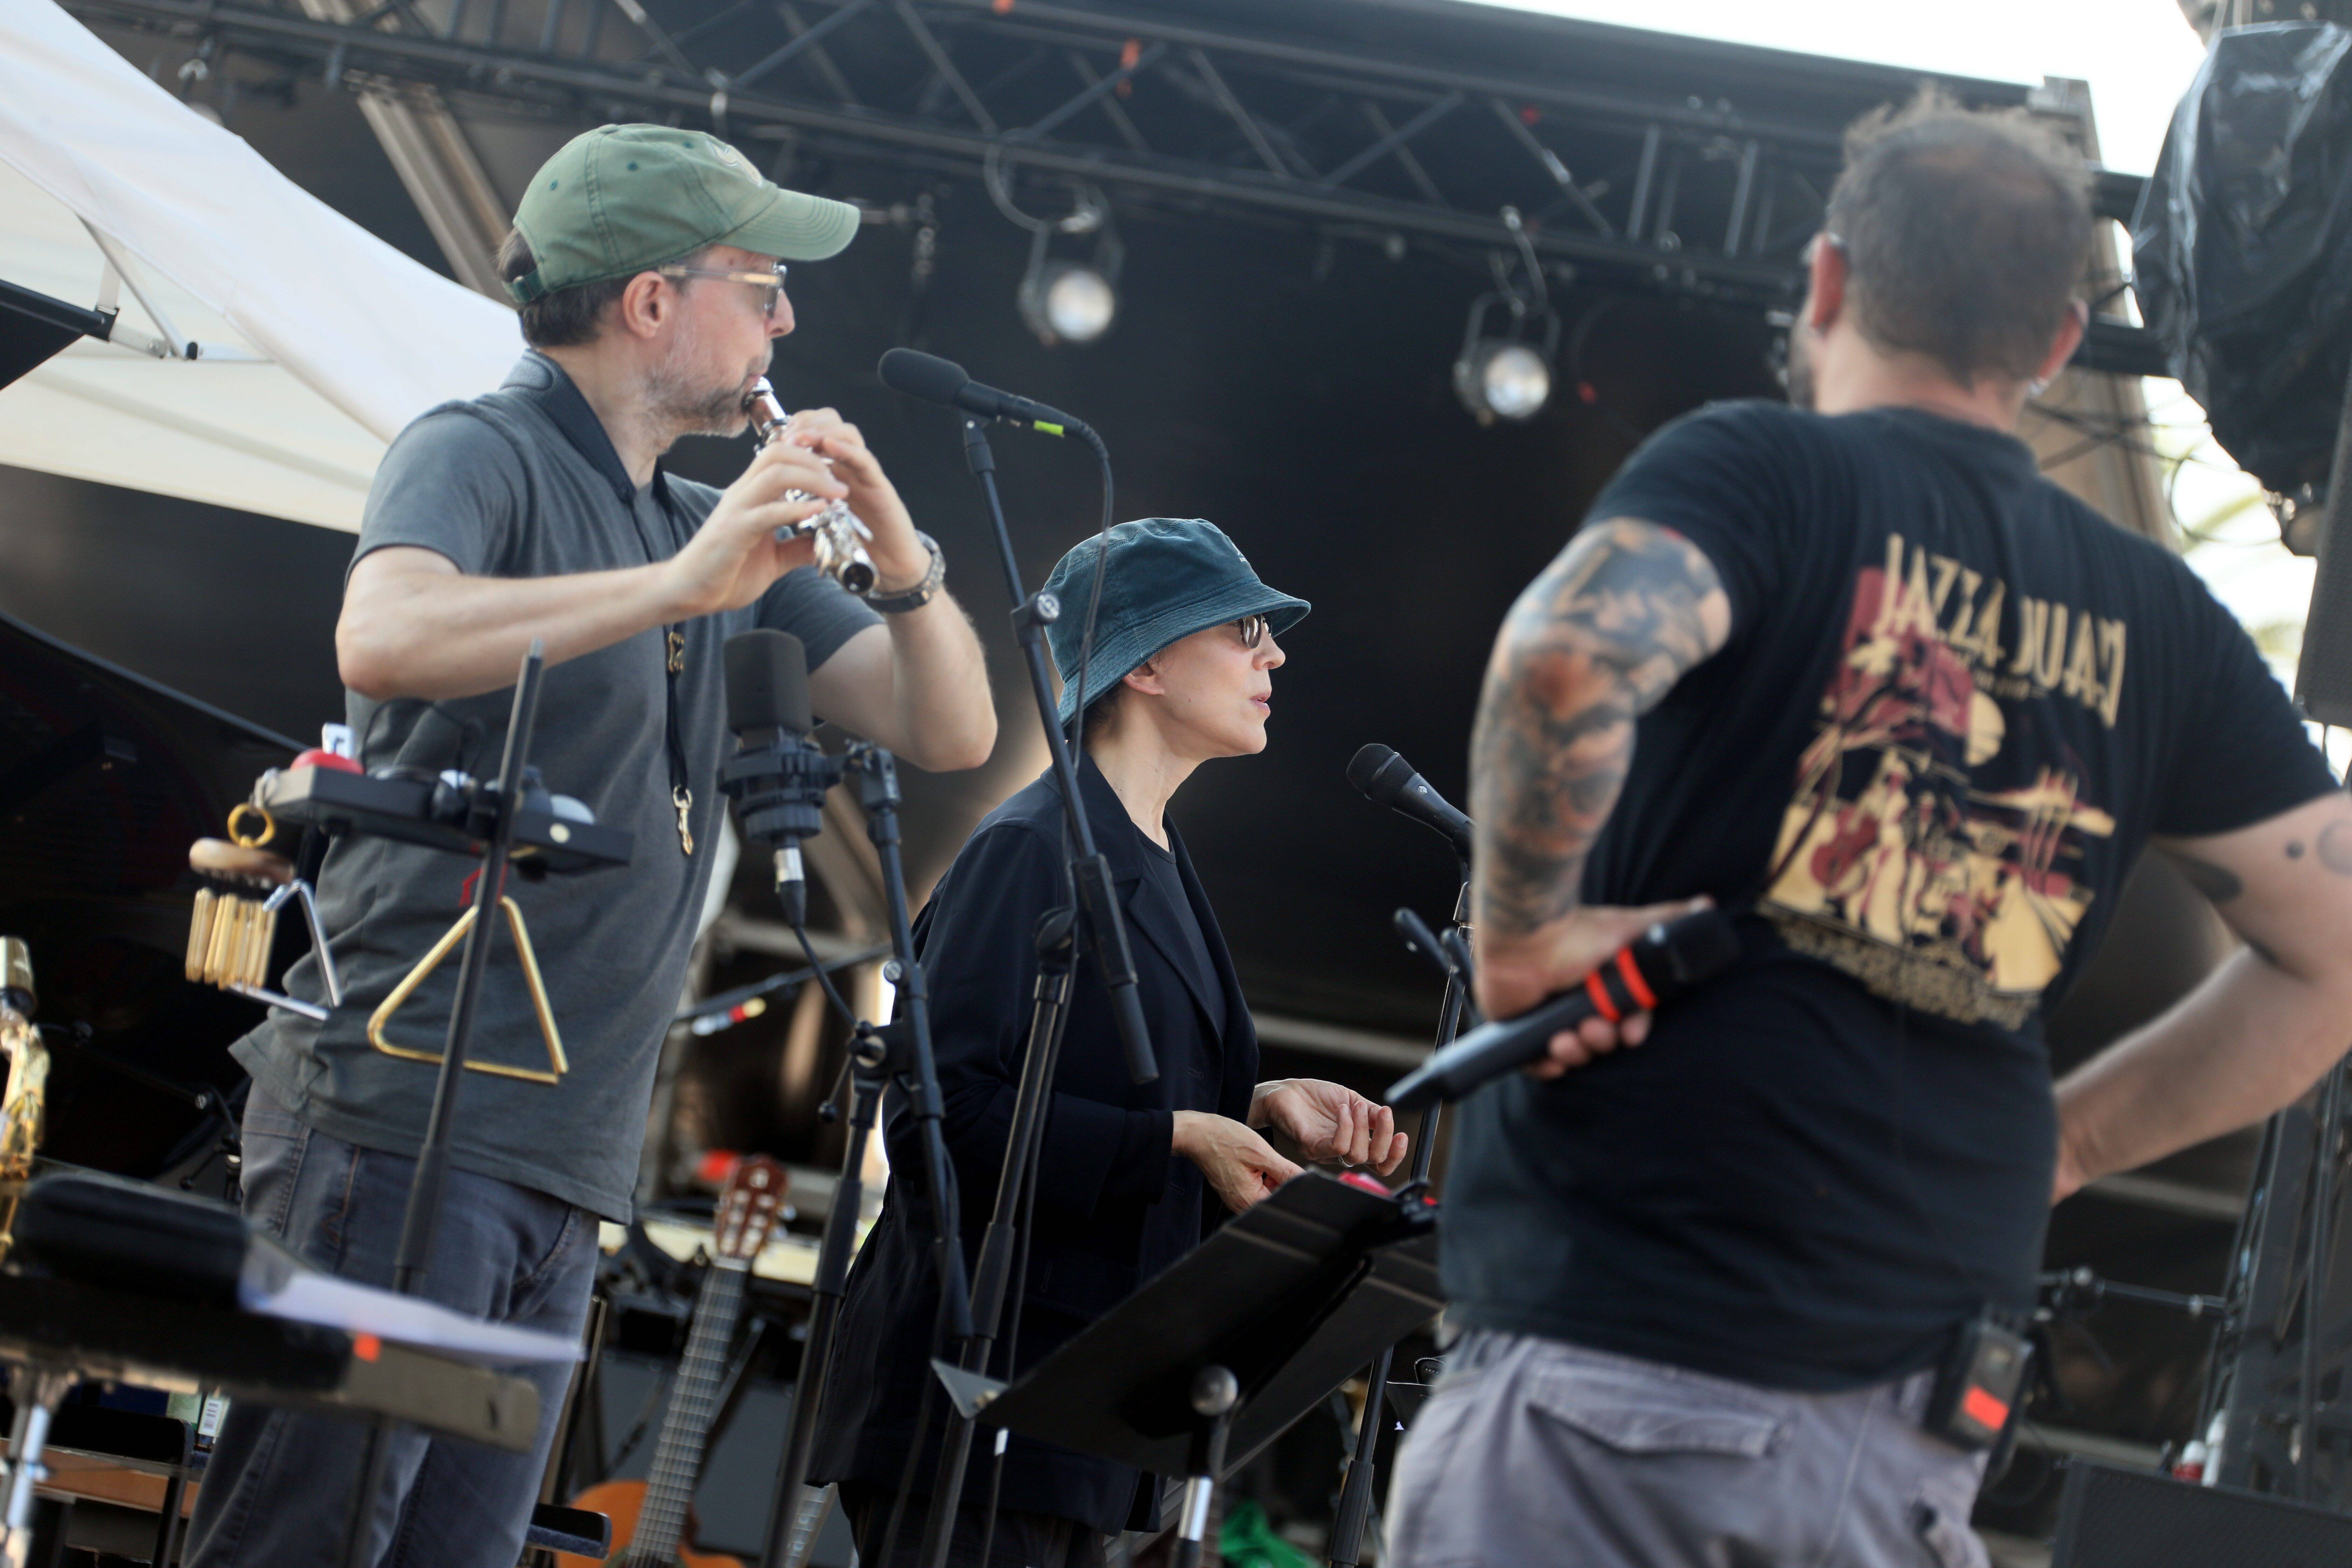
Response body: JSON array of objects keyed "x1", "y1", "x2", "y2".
[
  {"x1": 1452, "y1": 275, "x2": 1561, "y2": 426},
  {"x1": 1455, "y1": 340, "x2": 1552, "y2": 422},
  {"x1": 1019, "y1": 260, "x2": 1117, "y2": 345}
]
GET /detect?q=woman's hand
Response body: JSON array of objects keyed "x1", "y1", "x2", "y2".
[
  {"x1": 1173, "y1": 1111, "x2": 1303, "y2": 1213},
  {"x1": 1250, "y1": 1080, "x2": 1409, "y2": 1176}
]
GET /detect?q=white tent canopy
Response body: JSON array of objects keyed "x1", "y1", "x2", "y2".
[{"x1": 0, "y1": 0, "x2": 519, "y2": 530}]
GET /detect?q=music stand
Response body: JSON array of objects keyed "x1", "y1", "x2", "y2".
[{"x1": 934, "y1": 1173, "x2": 1440, "y2": 1567}]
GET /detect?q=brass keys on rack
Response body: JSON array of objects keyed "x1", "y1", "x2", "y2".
[
  {"x1": 182, "y1": 803, "x2": 341, "y2": 1021},
  {"x1": 186, "y1": 808, "x2": 293, "y2": 993}
]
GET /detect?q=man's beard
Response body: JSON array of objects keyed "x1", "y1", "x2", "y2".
[
  {"x1": 1785, "y1": 323, "x2": 1819, "y2": 411},
  {"x1": 647, "y1": 338, "x2": 764, "y2": 437}
]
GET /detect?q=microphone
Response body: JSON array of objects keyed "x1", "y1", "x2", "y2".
[
  {"x1": 724, "y1": 628, "x2": 814, "y2": 742},
  {"x1": 1348, "y1": 744, "x2": 1472, "y2": 862},
  {"x1": 877, "y1": 348, "x2": 1092, "y2": 439},
  {"x1": 1383, "y1": 908, "x2": 1740, "y2": 1111},
  {"x1": 720, "y1": 631, "x2": 839, "y2": 928}
]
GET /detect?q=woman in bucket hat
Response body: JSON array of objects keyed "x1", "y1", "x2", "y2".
[{"x1": 811, "y1": 519, "x2": 1408, "y2": 1566}]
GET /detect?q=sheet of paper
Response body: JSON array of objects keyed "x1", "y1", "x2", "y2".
[{"x1": 240, "y1": 1243, "x2": 581, "y2": 1365}]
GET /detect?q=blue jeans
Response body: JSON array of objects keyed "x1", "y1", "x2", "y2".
[{"x1": 186, "y1": 1085, "x2": 598, "y2": 1568}]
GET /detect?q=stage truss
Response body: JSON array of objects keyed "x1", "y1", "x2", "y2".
[{"x1": 64, "y1": 0, "x2": 2165, "y2": 374}]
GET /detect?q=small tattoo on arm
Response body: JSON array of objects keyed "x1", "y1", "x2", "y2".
[
  {"x1": 2171, "y1": 853, "x2": 2244, "y2": 904},
  {"x1": 1469, "y1": 518, "x2": 1730, "y2": 938},
  {"x1": 2320, "y1": 821, "x2": 2352, "y2": 877},
  {"x1": 2287, "y1": 840, "x2": 2306, "y2": 859}
]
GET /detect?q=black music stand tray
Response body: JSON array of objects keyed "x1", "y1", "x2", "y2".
[{"x1": 936, "y1": 1173, "x2": 1441, "y2": 1567}]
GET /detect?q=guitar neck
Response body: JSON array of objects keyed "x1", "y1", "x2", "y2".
[{"x1": 630, "y1": 1259, "x2": 750, "y2": 1564}]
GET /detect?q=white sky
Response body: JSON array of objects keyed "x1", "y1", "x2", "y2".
[{"x1": 1490, "y1": 0, "x2": 2336, "y2": 761}]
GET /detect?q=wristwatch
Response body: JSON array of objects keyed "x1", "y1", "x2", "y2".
[{"x1": 866, "y1": 530, "x2": 945, "y2": 614}]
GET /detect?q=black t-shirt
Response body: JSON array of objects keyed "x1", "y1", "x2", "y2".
[{"x1": 1443, "y1": 400, "x2": 2338, "y2": 1390}]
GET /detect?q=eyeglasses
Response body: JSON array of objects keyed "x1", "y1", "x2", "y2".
[
  {"x1": 656, "y1": 262, "x2": 788, "y2": 318},
  {"x1": 1234, "y1": 614, "x2": 1268, "y2": 649}
]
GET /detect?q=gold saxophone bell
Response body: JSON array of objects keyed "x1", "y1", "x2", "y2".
[
  {"x1": 744, "y1": 378, "x2": 878, "y2": 598},
  {"x1": 0, "y1": 937, "x2": 48, "y2": 1256}
]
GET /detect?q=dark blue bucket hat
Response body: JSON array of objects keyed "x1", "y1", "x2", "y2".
[{"x1": 1044, "y1": 518, "x2": 1310, "y2": 727}]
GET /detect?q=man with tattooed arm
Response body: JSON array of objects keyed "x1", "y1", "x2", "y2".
[{"x1": 1387, "y1": 95, "x2": 2352, "y2": 1568}]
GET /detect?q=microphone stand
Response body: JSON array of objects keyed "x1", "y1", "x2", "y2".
[
  {"x1": 1328, "y1": 876, "x2": 1469, "y2": 1568},
  {"x1": 343, "y1": 642, "x2": 547, "y2": 1568},
  {"x1": 904, "y1": 417, "x2": 1162, "y2": 1568},
  {"x1": 756, "y1": 741, "x2": 972, "y2": 1568}
]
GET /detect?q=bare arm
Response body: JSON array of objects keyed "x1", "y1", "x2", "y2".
[
  {"x1": 1468, "y1": 517, "x2": 1731, "y2": 1050},
  {"x1": 2053, "y1": 790, "x2": 2352, "y2": 1198},
  {"x1": 807, "y1": 603, "x2": 993, "y2": 774},
  {"x1": 336, "y1": 436, "x2": 845, "y2": 701},
  {"x1": 338, "y1": 549, "x2": 674, "y2": 701}
]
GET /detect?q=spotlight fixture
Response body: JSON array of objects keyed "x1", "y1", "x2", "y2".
[
  {"x1": 1016, "y1": 215, "x2": 1123, "y2": 347},
  {"x1": 1020, "y1": 261, "x2": 1117, "y2": 344},
  {"x1": 1452, "y1": 294, "x2": 1561, "y2": 425},
  {"x1": 1456, "y1": 341, "x2": 1551, "y2": 422}
]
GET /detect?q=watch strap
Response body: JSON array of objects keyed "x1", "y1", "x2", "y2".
[{"x1": 866, "y1": 531, "x2": 944, "y2": 613}]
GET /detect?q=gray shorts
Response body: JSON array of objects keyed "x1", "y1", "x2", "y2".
[{"x1": 1386, "y1": 1332, "x2": 1989, "y2": 1568}]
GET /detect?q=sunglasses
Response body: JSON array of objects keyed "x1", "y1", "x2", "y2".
[
  {"x1": 656, "y1": 261, "x2": 788, "y2": 318},
  {"x1": 1234, "y1": 614, "x2": 1268, "y2": 649}
]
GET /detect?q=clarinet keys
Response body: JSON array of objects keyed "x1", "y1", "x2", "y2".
[{"x1": 743, "y1": 378, "x2": 878, "y2": 597}]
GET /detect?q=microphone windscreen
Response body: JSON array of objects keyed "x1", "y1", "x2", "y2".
[
  {"x1": 1346, "y1": 743, "x2": 1399, "y2": 798},
  {"x1": 1346, "y1": 743, "x2": 1419, "y2": 806},
  {"x1": 1656, "y1": 908, "x2": 1743, "y2": 987},
  {"x1": 723, "y1": 630, "x2": 812, "y2": 737},
  {"x1": 878, "y1": 347, "x2": 971, "y2": 406}
]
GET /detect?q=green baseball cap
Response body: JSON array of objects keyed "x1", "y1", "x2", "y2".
[
  {"x1": 506, "y1": 124, "x2": 861, "y2": 304},
  {"x1": 1044, "y1": 518, "x2": 1310, "y2": 728}
]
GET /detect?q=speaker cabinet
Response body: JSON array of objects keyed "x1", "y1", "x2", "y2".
[{"x1": 2052, "y1": 1460, "x2": 2352, "y2": 1567}]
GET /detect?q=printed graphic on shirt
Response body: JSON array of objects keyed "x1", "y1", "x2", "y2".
[{"x1": 1763, "y1": 532, "x2": 2119, "y2": 1027}]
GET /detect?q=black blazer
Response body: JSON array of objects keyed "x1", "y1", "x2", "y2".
[{"x1": 808, "y1": 754, "x2": 1260, "y2": 1534}]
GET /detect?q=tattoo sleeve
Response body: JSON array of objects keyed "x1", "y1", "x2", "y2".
[{"x1": 1469, "y1": 518, "x2": 1730, "y2": 938}]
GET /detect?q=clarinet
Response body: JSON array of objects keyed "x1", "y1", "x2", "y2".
[{"x1": 743, "y1": 378, "x2": 879, "y2": 597}]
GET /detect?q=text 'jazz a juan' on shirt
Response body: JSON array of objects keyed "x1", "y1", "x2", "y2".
[{"x1": 1443, "y1": 399, "x2": 2338, "y2": 1390}]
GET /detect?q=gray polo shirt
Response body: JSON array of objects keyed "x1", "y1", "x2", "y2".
[{"x1": 233, "y1": 352, "x2": 879, "y2": 1219}]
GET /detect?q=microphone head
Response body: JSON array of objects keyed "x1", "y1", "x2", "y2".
[
  {"x1": 1645, "y1": 908, "x2": 1743, "y2": 988},
  {"x1": 878, "y1": 346, "x2": 972, "y2": 406},
  {"x1": 1346, "y1": 743, "x2": 1396, "y2": 796},
  {"x1": 723, "y1": 630, "x2": 812, "y2": 737},
  {"x1": 1346, "y1": 743, "x2": 1419, "y2": 807}
]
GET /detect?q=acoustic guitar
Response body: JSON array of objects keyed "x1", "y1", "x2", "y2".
[{"x1": 560, "y1": 1157, "x2": 789, "y2": 1568}]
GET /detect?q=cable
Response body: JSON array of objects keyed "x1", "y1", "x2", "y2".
[
  {"x1": 1062, "y1": 432, "x2": 1117, "y2": 741},
  {"x1": 981, "y1": 145, "x2": 1104, "y2": 237},
  {"x1": 791, "y1": 912, "x2": 865, "y2": 1029}
]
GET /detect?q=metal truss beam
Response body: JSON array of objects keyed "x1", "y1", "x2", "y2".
[{"x1": 70, "y1": 0, "x2": 2164, "y2": 373}]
